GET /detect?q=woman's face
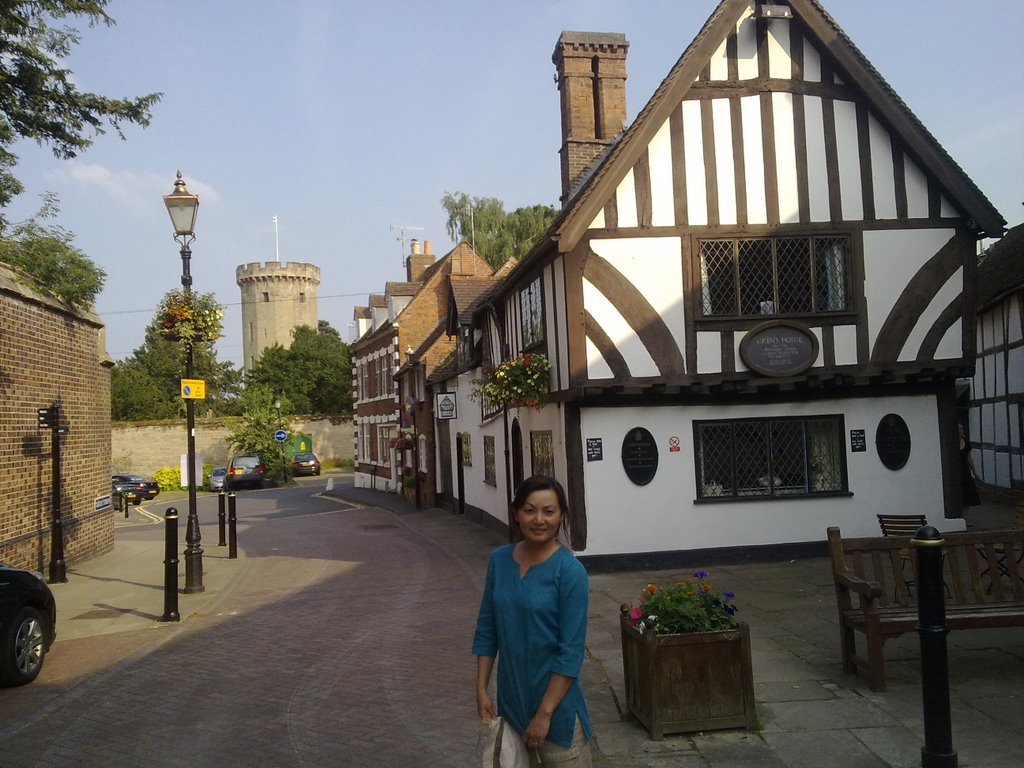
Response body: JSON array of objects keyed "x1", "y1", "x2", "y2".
[{"x1": 515, "y1": 488, "x2": 563, "y2": 546}]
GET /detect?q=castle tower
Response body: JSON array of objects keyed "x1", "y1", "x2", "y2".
[{"x1": 236, "y1": 261, "x2": 321, "y2": 371}]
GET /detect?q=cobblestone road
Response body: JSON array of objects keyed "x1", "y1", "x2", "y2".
[{"x1": 2, "y1": 499, "x2": 490, "y2": 767}]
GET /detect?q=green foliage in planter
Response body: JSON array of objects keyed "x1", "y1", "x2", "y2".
[{"x1": 626, "y1": 571, "x2": 738, "y2": 635}]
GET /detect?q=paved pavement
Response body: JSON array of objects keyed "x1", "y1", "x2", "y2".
[{"x1": 2, "y1": 478, "x2": 1021, "y2": 767}]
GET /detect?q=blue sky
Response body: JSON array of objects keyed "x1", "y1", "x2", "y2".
[{"x1": 6, "y1": 0, "x2": 1023, "y2": 367}]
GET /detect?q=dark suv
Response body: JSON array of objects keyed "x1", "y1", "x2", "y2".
[
  {"x1": 0, "y1": 564, "x2": 56, "y2": 686},
  {"x1": 225, "y1": 455, "x2": 266, "y2": 490}
]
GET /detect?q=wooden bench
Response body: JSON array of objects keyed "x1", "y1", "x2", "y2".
[{"x1": 827, "y1": 525, "x2": 1024, "y2": 692}]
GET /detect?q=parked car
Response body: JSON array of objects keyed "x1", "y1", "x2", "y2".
[
  {"x1": 225, "y1": 456, "x2": 266, "y2": 490},
  {"x1": 0, "y1": 564, "x2": 56, "y2": 687},
  {"x1": 290, "y1": 452, "x2": 321, "y2": 476},
  {"x1": 111, "y1": 474, "x2": 160, "y2": 506},
  {"x1": 207, "y1": 466, "x2": 227, "y2": 491}
]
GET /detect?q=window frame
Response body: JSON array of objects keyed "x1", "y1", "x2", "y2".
[
  {"x1": 696, "y1": 234, "x2": 853, "y2": 321},
  {"x1": 520, "y1": 276, "x2": 544, "y2": 349},
  {"x1": 693, "y1": 414, "x2": 849, "y2": 501}
]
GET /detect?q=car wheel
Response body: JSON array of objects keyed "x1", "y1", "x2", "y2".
[
  {"x1": 0, "y1": 606, "x2": 49, "y2": 687},
  {"x1": 132, "y1": 498, "x2": 142, "y2": 506},
  {"x1": 314, "y1": 469, "x2": 321, "y2": 476}
]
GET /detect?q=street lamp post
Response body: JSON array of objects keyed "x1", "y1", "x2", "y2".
[{"x1": 163, "y1": 171, "x2": 204, "y2": 594}]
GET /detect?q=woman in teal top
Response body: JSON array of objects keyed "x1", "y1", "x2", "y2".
[{"x1": 473, "y1": 475, "x2": 593, "y2": 765}]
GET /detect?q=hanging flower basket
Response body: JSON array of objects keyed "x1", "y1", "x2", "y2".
[
  {"x1": 389, "y1": 433, "x2": 414, "y2": 451},
  {"x1": 156, "y1": 290, "x2": 224, "y2": 345},
  {"x1": 473, "y1": 353, "x2": 552, "y2": 410}
]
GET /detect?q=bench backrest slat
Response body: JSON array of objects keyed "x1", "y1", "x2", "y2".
[{"x1": 828, "y1": 527, "x2": 1024, "y2": 608}]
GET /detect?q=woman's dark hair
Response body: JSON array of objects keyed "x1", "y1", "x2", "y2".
[{"x1": 510, "y1": 475, "x2": 570, "y2": 538}]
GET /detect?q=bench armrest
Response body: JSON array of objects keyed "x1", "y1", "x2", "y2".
[{"x1": 835, "y1": 570, "x2": 882, "y2": 599}]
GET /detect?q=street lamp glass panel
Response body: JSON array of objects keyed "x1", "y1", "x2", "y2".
[{"x1": 163, "y1": 173, "x2": 199, "y2": 236}]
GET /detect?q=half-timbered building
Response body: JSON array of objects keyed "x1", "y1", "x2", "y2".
[
  {"x1": 434, "y1": 0, "x2": 1005, "y2": 565},
  {"x1": 970, "y1": 225, "x2": 1024, "y2": 495}
]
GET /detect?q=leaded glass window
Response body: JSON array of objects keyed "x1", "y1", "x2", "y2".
[
  {"x1": 699, "y1": 235, "x2": 850, "y2": 317},
  {"x1": 696, "y1": 415, "x2": 846, "y2": 499}
]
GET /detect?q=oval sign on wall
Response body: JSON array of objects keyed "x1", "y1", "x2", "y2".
[
  {"x1": 739, "y1": 320, "x2": 819, "y2": 378},
  {"x1": 875, "y1": 413, "x2": 911, "y2": 470},
  {"x1": 621, "y1": 427, "x2": 658, "y2": 486}
]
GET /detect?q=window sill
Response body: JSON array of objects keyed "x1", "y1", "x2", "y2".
[{"x1": 694, "y1": 491, "x2": 854, "y2": 504}]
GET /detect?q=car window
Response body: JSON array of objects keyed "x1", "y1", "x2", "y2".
[
  {"x1": 212, "y1": 467, "x2": 227, "y2": 476},
  {"x1": 294, "y1": 453, "x2": 315, "y2": 461},
  {"x1": 231, "y1": 457, "x2": 261, "y2": 469}
]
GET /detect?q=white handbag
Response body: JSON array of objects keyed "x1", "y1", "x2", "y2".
[{"x1": 480, "y1": 716, "x2": 530, "y2": 768}]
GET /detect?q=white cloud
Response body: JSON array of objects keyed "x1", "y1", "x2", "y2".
[{"x1": 46, "y1": 162, "x2": 220, "y2": 209}]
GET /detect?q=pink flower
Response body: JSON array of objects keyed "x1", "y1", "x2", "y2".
[{"x1": 630, "y1": 606, "x2": 642, "y2": 620}]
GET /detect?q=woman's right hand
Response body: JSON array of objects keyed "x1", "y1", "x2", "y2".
[{"x1": 477, "y1": 689, "x2": 495, "y2": 721}]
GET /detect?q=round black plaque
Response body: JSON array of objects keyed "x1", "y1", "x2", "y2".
[
  {"x1": 875, "y1": 414, "x2": 911, "y2": 470},
  {"x1": 621, "y1": 427, "x2": 658, "y2": 486}
]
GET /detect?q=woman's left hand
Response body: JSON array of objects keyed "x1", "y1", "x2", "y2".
[{"x1": 522, "y1": 712, "x2": 552, "y2": 750}]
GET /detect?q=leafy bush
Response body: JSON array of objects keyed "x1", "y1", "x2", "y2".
[{"x1": 154, "y1": 466, "x2": 182, "y2": 492}]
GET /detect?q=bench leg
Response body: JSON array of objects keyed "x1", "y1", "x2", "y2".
[
  {"x1": 865, "y1": 630, "x2": 888, "y2": 692},
  {"x1": 839, "y1": 622, "x2": 857, "y2": 675}
]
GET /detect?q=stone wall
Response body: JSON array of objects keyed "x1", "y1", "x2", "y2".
[
  {"x1": 112, "y1": 415, "x2": 353, "y2": 476},
  {"x1": 0, "y1": 263, "x2": 113, "y2": 571}
]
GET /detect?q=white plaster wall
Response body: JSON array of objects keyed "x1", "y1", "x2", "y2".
[
  {"x1": 862, "y1": 229, "x2": 956, "y2": 357},
  {"x1": 579, "y1": 394, "x2": 947, "y2": 557}
]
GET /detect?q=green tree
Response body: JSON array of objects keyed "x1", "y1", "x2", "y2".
[
  {"x1": 0, "y1": 193, "x2": 104, "y2": 305},
  {"x1": 225, "y1": 385, "x2": 289, "y2": 484},
  {"x1": 0, "y1": 1, "x2": 161, "y2": 217},
  {"x1": 112, "y1": 317, "x2": 243, "y2": 421},
  {"x1": 246, "y1": 321, "x2": 352, "y2": 415},
  {"x1": 441, "y1": 191, "x2": 557, "y2": 270}
]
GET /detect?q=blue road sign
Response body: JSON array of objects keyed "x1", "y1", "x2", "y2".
[{"x1": 274, "y1": 429, "x2": 287, "y2": 442}]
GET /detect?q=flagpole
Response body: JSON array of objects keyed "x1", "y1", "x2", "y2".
[{"x1": 273, "y1": 215, "x2": 280, "y2": 262}]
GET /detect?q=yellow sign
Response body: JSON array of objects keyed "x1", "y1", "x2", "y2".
[{"x1": 180, "y1": 379, "x2": 206, "y2": 399}]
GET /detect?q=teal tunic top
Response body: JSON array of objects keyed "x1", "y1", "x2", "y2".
[{"x1": 472, "y1": 544, "x2": 592, "y2": 747}]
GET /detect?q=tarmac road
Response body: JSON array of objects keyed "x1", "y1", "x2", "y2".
[
  {"x1": 0, "y1": 481, "x2": 498, "y2": 767},
  {"x1": 3, "y1": 478, "x2": 1022, "y2": 767}
]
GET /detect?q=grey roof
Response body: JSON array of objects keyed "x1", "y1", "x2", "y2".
[{"x1": 977, "y1": 224, "x2": 1024, "y2": 311}]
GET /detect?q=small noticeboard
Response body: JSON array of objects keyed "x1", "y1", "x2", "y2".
[{"x1": 180, "y1": 379, "x2": 206, "y2": 399}]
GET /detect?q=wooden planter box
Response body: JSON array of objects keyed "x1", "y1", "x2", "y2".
[{"x1": 620, "y1": 616, "x2": 757, "y2": 740}]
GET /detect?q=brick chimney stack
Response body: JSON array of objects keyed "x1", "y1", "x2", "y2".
[
  {"x1": 552, "y1": 31, "x2": 629, "y2": 206},
  {"x1": 406, "y1": 239, "x2": 435, "y2": 282}
]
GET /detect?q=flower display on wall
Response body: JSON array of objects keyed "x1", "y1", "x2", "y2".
[{"x1": 473, "y1": 353, "x2": 552, "y2": 410}]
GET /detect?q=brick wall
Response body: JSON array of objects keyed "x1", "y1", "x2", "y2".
[{"x1": 0, "y1": 264, "x2": 113, "y2": 571}]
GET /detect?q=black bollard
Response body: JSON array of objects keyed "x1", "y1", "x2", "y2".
[
  {"x1": 913, "y1": 525, "x2": 956, "y2": 768},
  {"x1": 217, "y1": 492, "x2": 227, "y2": 546},
  {"x1": 159, "y1": 508, "x2": 180, "y2": 622},
  {"x1": 227, "y1": 492, "x2": 237, "y2": 559}
]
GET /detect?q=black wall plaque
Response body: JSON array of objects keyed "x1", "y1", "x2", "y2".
[
  {"x1": 621, "y1": 427, "x2": 658, "y2": 486},
  {"x1": 875, "y1": 414, "x2": 911, "y2": 470},
  {"x1": 739, "y1": 320, "x2": 819, "y2": 377},
  {"x1": 586, "y1": 437, "x2": 603, "y2": 462},
  {"x1": 850, "y1": 429, "x2": 866, "y2": 452}
]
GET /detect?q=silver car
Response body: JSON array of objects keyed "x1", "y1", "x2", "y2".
[{"x1": 207, "y1": 466, "x2": 227, "y2": 491}]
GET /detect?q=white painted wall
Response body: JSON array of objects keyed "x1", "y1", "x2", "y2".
[{"x1": 579, "y1": 394, "x2": 951, "y2": 557}]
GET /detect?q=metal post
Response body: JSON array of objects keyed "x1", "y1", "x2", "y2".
[
  {"x1": 217, "y1": 492, "x2": 226, "y2": 546},
  {"x1": 47, "y1": 403, "x2": 67, "y2": 583},
  {"x1": 913, "y1": 525, "x2": 957, "y2": 768},
  {"x1": 160, "y1": 508, "x2": 180, "y2": 622},
  {"x1": 180, "y1": 242, "x2": 204, "y2": 594},
  {"x1": 227, "y1": 492, "x2": 238, "y2": 559}
]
